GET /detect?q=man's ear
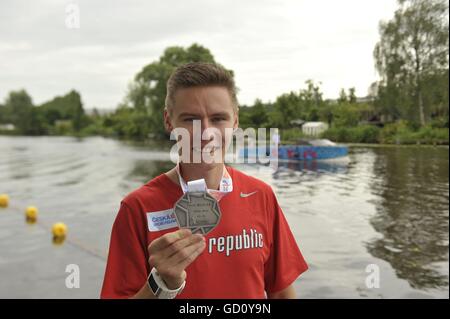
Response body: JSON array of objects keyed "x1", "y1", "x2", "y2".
[
  {"x1": 163, "y1": 109, "x2": 174, "y2": 132},
  {"x1": 233, "y1": 110, "x2": 239, "y2": 130}
]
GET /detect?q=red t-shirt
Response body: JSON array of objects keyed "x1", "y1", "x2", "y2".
[{"x1": 100, "y1": 166, "x2": 308, "y2": 298}]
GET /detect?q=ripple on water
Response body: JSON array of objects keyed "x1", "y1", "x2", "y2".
[{"x1": 0, "y1": 138, "x2": 448, "y2": 298}]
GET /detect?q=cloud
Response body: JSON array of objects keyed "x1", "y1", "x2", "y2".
[{"x1": 0, "y1": 0, "x2": 397, "y2": 108}]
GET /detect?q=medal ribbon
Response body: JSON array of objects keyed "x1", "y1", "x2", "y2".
[{"x1": 176, "y1": 164, "x2": 233, "y2": 201}]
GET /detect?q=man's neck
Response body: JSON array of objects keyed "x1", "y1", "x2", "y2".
[{"x1": 179, "y1": 162, "x2": 224, "y2": 190}]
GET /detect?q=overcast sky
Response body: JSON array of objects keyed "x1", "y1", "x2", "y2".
[{"x1": 0, "y1": 0, "x2": 398, "y2": 109}]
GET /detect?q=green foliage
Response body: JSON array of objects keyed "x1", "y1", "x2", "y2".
[
  {"x1": 124, "y1": 43, "x2": 222, "y2": 138},
  {"x1": 248, "y1": 99, "x2": 269, "y2": 127},
  {"x1": 338, "y1": 89, "x2": 348, "y2": 104},
  {"x1": 116, "y1": 109, "x2": 152, "y2": 139},
  {"x1": 1, "y1": 37, "x2": 447, "y2": 146},
  {"x1": 414, "y1": 126, "x2": 449, "y2": 144},
  {"x1": 317, "y1": 103, "x2": 334, "y2": 126},
  {"x1": 298, "y1": 80, "x2": 325, "y2": 120},
  {"x1": 332, "y1": 103, "x2": 361, "y2": 127},
  {"x1": 53, "y1": 120, "x2": 73, "y2": 135},
  {"x1": 373, "y1": 0, "x2": 449, "y2": 125},
  {"x1": 348, "y1": 87, "x2": 357, "y2": 104},
  {"x1": 0, "y1": 89, "x2": 87, "y2": 136},
  {"x1": 322, "y1": 125, "x2": 381, "y2": 143},
  {"x1": 281, "y1": 128, "x2": 307, "y2": 144},
  {"x1": 2, "y1": 90, "x2": 33, "y2": 134},
  {"x1": 272, "y1": 92, "x2": 299, "y2": 129},
  {"x1": 268, "y1": 80, "x2": 326, "y2": 128},
  {"x1": 429, "y1": 116, "x2": 449, "y2": 129},
  {"x1": 39, "y1": 90, "x2": 87, "y2": 131},
  {"x1": 380, "y1": 120, "x2": 449, "y2": 144},
  {"x1": 238, "y1": 100, "x2": 270, "y2": 129}
]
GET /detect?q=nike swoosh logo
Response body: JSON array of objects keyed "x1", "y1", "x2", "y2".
[{"x1": 240, "y1": 191, "x2": 258, "y2": 198}]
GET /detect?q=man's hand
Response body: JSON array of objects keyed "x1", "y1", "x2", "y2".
[{"x1": 147, "y1": 228, "x2": 206, "y2": 289}]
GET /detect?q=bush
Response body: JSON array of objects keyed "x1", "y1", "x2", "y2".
[
  {"x1": 415, "y1": 126, "x2": 449, "y2": 144},
  {"x1": 52, "y1": 120, "x2": 73, "y2": 136},
  {"x1": 379, "y1": 120, "x2": 411, "y2": 144},
  {"x1": 321, "y1": 127, "x2": 350, "y2": 142},
  {"x1": 79, "y1": 122, "x2": 111, "y2": 137},
  {"x1": 379, "y1": 120, "x2": 449, "y2": 145},
  {"x1": 321, "y1": 125, "x2": 380, "y2": 143},
  {"x1": 430, "y1": 117, "x2": 449, "y2": 129},
  {"x1": 352, "y1": 125, "x2": 380, "y2": 143},
  {"x1": 332, "y1": 103, "x2": 360, "y2": 128},
  {"x1": 281, "y1": 128, "x2": 307, "y2": 143}
]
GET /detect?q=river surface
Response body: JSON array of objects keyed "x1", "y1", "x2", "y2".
[{"x1": 0, "y1": 136, "x2": 448, "y2": 298}]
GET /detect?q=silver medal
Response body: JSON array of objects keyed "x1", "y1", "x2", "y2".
[{"x1": 174, "y1": 180, "x2": 222, "y2": 235}]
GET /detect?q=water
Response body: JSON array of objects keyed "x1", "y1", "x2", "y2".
[{"x1": 0, "y1": 136, "x2": 448, "y2": 298}]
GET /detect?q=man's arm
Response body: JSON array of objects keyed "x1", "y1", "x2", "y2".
[
  {"x1": 131, "y1": 229, "x2": 205, "y2": 299},
  {"x1": 267, "y1": 284, "x2": 296, "y2": 299},
  {"x1": 131, "y1": 282, "x2": 157, "y2": 299}
]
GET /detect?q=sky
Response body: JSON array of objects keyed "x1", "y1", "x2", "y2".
[{"x1": 0, "y1": 0, "x2": 399, "y2": 110}]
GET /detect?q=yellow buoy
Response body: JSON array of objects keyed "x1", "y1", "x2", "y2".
[
  {"x1": 0, "y1": 194, "x2": 9, "y2": 208},
  {"x1": 52, "y1": 222, "x2": 68, "y2": 239},
  {"x1": 52, "y1": 236, "x2": 66, "y2": 246},
  {"x1": 25, "y1": 206, "x2": 38, "y2": 223}
]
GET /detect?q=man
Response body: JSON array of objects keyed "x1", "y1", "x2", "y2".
[{"x1": 101, "y1": 62, "x2": 308, "y2": 299}]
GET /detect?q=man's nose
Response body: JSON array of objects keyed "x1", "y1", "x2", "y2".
[
  {"x1": 201, "y1": 119, "x2": 213, "y2": 134},
  {"x1": 200, "y1": 119, "x2": 215, "y2": 142},
  {"x1": 201, "y1": 118, "x2": 211, "y2": 130}
]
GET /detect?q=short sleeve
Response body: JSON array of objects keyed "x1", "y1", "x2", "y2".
[
  {"x1": 264, "y1": 191, "x2": 308, "y2": 294},
  {"x1": 100, "y1": 202, "x2": 149, "y2": 298}
]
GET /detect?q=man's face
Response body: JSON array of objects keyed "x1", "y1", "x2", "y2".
[{"x1": 164, "y1": 86, "x2": 238, "y2": 165}]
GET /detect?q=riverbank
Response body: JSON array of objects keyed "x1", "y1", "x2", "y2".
[
  {"x1": 2, "y1": 122, "x2": 449, "y2": 146},
  {"x1": 320, "y1": 123, "x2": 449, "y2": 146},
  {"x1": 345, "y1": 143, "x2": 449, "y2": 148}
]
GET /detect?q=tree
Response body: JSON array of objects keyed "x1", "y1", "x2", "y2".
[
  {"x1": 39, "y1": 89, "x2": 87, "y2": 133},
  {"x1": 4, "y1": 90, "x2": 33, "y2": 134},
  {"x1": 273, "y1": 92, "x2": 300, "y2": 129},
  {"x1": 318, "y1": 103, "x2": 334, "y2": 127},
  {"x1": 374, "y1": 0, "x2": 449, "y2": 125},
  {"x1": 299, "y1": 80, "x2": 324, "y2": 121},
  {"x1": 0, "y1": 103, "x2": 11, "y2": 124},
  {"x1": 348, "y1": 87, "x2": 357, "y2": 104},
  {"x1": 68, "y1": 90, "x2": 84, "y2": 132},
  {"x1": 248, "y1": 99, "x2": 269, "y2": 127},
  {"x1": 333, "y1": 103, "x2": 361, "y2": 128},
  {"x1": 124, "y1": 43, "x2": 231, "y2": 138},
  {"x1": 338, "y1": 88, "x2": 348, "y2": 104}
]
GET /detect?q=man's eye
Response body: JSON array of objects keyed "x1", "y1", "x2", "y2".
[
  {"x1": 184, "y1": 118, "x2": 197, "y2": 122},
  {"x1": 212, "y1": 117, "x2": 226, "y2": 122}
]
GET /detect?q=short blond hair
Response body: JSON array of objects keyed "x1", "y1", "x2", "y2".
[{"x1": 165, "y1": 62, "x2": 239, "y2": 113}]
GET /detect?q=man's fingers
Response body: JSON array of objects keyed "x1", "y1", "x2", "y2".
[
  {"x1": 162, "y1": 233, "x2": 204, "y2": 259},
  {"x1": 169, "y1": 239, "x2": 206, "y2": 269},
  {"x1": 176, "y1": 242, "x2": 207, "y2": 271},
  {"x1": 148, "y1": 228, "x2": 192, "y2": 254},
  {"x1": 147, "y1": 231, "x2": 206, "y2": 285}
]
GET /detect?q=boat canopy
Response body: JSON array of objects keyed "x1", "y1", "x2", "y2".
[{"x1": 296, "y1": 139, "x2": 336, "y2": 146}]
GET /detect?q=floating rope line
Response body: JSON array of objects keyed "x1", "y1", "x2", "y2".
[{"x1": 2, "y1": 202, "x2": 107, "y2": 262}]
